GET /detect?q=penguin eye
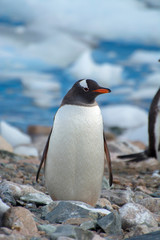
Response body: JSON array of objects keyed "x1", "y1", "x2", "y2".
[{"x1": 83, "y1": 87, "x2": 89, "y2": 92}]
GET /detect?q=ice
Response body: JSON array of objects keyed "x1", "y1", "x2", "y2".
[
  {"x1": 127, "y1": 50, "x2": 160, "y2": 65},
  {"x1": 0, "y1": 121, "x2": 31, "y2": 147},
  {"x1": 145, "y1": 72, "x2": 160, "y2": 87},
  {"x1": 118, "y1": 123, "x2": 148, "y2": 145},
  {"x1": 0, "y1": 0, "x2": 160, "y2": 72},
  {"x1": 70, "y1": 50, "x2": 123, "y2": 87},
  {"x1": 0, "y1": 71, "x2": 61, "y2": 108},
  {"x1": 14, "y1": 146, "x2": 38, "y2": 157},
  {"x1": 21, "y1": 72, "x2": 60, "y2": 92},
  {"x1": 129, "y1": 87, "x2": 158, "y2": 100},
  {"x1": 101, "y1": 104, "x2": 148, "y2": 129}
]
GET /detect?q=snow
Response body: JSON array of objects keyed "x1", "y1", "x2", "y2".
[
  {"x1": 70, "y1": 50, "x2": 123, "y2": 87},
  {"x1": 0, "y1": 121, "x2": 31, "y2": 147},
  {"x1": 129, "y1": 88, "x2": 158, "y2": 100},
  {"x1": 101, "y1": 104, "x2": 148, "y2": 144},
  {"x1": 14, "y1": 146, "x2": 38, "y2": 157},
  {"x1": 145, "y1": 72, "x2": 160, "y2": 87},
  {"x1": 101, "y1": 104, "x2": 148, "y2": 129},
  {"x1": 0, "y1": 0, "x2": 160, "y2": 72},
  {"x1": 118, "y1": 123, "x2": 148, "y2": 145},
  {"x1": 74, "y1": 202, "x2": 110, "y2": 215},
  {"x1": 127, "y1": 50, "x2": 160, "y2": 65}
]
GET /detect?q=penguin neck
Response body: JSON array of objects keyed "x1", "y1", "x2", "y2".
[{"x1": 60, "y1": 95, "x2": 98, "y2": 107}]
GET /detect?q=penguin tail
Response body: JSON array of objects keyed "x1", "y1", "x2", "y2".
[{"x1": 117, "y1": 151, "x2": 148, "y2": 162}]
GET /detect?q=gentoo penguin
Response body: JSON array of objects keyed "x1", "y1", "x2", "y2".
[
  {"x1": 118, "y1": 87, "x2": 160, "y2": 162},
  {"x1": 36, "y1": 79, "x2": 112, "y2": 206}
]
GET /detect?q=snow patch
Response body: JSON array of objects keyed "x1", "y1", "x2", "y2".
[
  {"x1": 70, "y1": 50, "x2": 123, "y2": 87},
  {"x1": 101, "y1": 104, "x2": 148, "y2": 129},
  {"x1": 0, "y1": 121, "x2": 31, "y2": 147}
]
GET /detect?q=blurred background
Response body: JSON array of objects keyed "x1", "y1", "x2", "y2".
[{"x1": 0, "y1": 0, "x2": 160, "y2": 143}]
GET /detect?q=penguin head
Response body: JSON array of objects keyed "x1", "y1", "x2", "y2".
[{"x1": 61, "y1": 79, "x2": 111, "y2": 106}]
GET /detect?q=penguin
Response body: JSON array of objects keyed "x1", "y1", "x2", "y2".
[
  {"x1": 118, "y1": 87, "x2": 160, "y2": 162},
  {"x1": 36, "y1": 79, "x2": 113, "y2": 206}
]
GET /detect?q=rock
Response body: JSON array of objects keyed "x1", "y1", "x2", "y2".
[
  {"x1": 38, "y1": 224, "x2": 94, "y2": 240},
  {"x1": 96, "y1": 198, "x2": 113, "y2": 211},
  {"x1": 80, "y1": 220, "x2": 97, "y2": 230},
  {"x1": 0, "y1": 198, "x2": 10, "y2": 226},
  {"x1": 44, "y1": 201, "x2": 110, "y2": 224},
  {"x1": 3, "y1": 206, "x2": 39, "y2": 237},
  {"x1": 14, "y1": 145, "x2": 38, "y2": 157},
  {"x1": 101, "y1": 188, "x2": 134, "y2": 206},
  {"x1": 125, "y1": 230, "x2": 160, "y2": 240},
  {"x1": 108, "y1": 141, "x2": 142, "y2": 154},
  {"x1": 0, "y1": 136, "x2": 13, "y2": 152},
  {"x1": 20, "y1": 193, "x2": 53, "y2": 205},
  {"x1": 0, "y1": 121, "x2": 31, "y2": 147},
  {"x1": 0, "y1": 180, "x2": 42, "y2": 205},
  {"x1": 38, "y1": 224, "x2": 57, "y2": 235},
  {"x1": 97, "y1": 211, "x2": 122, "y2": 235},
  {"x1": 0, "y1": 227, "x2": 26, "y2": 240},
  {"x1": 102, "y1": 176, "x2": 110, "y2": 190},
  {"x1": 119, "y1": 203, "x2": 158, "y2": 230},
  {"x1": 135, "y1": 197, "x2": 160, "y2": 214},
  {"x1": 28, "y1": 125, "x2": 51, "y2": 136}
]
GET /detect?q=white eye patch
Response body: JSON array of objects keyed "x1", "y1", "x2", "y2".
[{"x1": 79, "y1": 79, "x2": 88, "y2": 88}]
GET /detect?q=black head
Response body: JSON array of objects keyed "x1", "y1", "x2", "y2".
[{"x1": 61, "y1": 79, "x2": 111, "y2": 106}]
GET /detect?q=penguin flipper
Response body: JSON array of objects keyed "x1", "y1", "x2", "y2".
[
  {"x1": 36, "y1": 129, "x2": 52, "y2": 182},
  {"x1": 103, "y1": 133, "x2": 113, "y2": 186},
  {"x1": 118, "y1": 151, "x2": 148, "y2": 162}
]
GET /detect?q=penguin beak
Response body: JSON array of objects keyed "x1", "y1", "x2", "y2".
[{"x1": 92, "y1": 88, "x2": 111, "y2": 94}]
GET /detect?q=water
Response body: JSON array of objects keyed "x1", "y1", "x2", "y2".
[
  {"x1": 0, "y1": 0, "x2": 160, "y2": 132},
  {"x1": 0, "y1": 40, "x2": 159, "y2": 131}
]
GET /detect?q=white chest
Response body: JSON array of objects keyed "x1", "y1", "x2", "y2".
[{"x1": 45, "y1": 105, "x2": 105, "y2": 205}]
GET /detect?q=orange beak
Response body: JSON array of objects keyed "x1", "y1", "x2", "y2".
[{"x1": 92, "y1": 88, "x2": 111, "y2": 94}]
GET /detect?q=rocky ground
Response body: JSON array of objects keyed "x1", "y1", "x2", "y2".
[{"x1": 0, "y1": 126, "x2": 160, "y2": 240}]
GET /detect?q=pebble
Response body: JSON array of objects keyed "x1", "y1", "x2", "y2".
[
  {"x1": 97, "y1": 211, "x2": 122, "y2": 235},
  {"x1": 135, "y1": 197, "x2": 160, "y2": 214},
  {"x1": 3, "y1": 206, "x2": 39, "y2": 237},
  {"x1": 0, "y1": 180, "x2": 42, "y2": 205},
  {"x1": 101, "y1": 188, "x2": 134, "y2": 206},
  {"x1": 119, "y1": 203, "x2": 158, "y2": 229},
  {"x1": 20, "y1": 192, "x2": 53, "y2": 205},
  {"x1": 44, "y1": 201, "x2": 111, "y2": 224},
  {"x1": 0, "y1": 198, "x2": 10, "y2": 226},
  {"x1": 38, "y1": 224, "x2": 94, "y2": 240}
]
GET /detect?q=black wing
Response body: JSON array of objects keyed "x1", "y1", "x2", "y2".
[
  {"x1": 103, "y1": 133, "x2": 113, "y2": 186},
  {"x1": 117, "y1": 151, "x2": 148, "y2": 162},
  {"x1": 36, "y1": 129, "x2": 52, "y2": 182}
]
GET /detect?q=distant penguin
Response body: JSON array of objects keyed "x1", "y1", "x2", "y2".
[
  {"x1": 118, "y1": 87, "x2": 160, "y2": 162},
  {"x1": 36, "y1": 79, "x2": 113, "y2": 206}
]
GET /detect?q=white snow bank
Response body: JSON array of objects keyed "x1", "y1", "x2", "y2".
[
  {"x1": 145, "y1": 72, "x2": 160, "y2": 87},
  {"x1": 1, "y1": 0, "x2": 159, "y2": 71},
  {"x1": 118, "y1": 123, "x2": 148, "y2": 145},
  {"x1": 101, "y1": 104, "x2": 148, "y2": 129},
  {"x1": 0, "y1": 121, "x2": 31, "y2": 147},
  {"x1": 129, "y1": 87, "x2": 158, "y2": 100},
  {"x1": 70, "y1": 50, "x2": 123, "y2": 87},
  {"x1": 21, "y1": 72, "x2": 60, "y2": 92},
  {"x1": 127, "y1": 50, "x2": 160, "y2": 65},
  {"x1": 14, "y1": 146, "x2": 38, "y2": 157}
]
